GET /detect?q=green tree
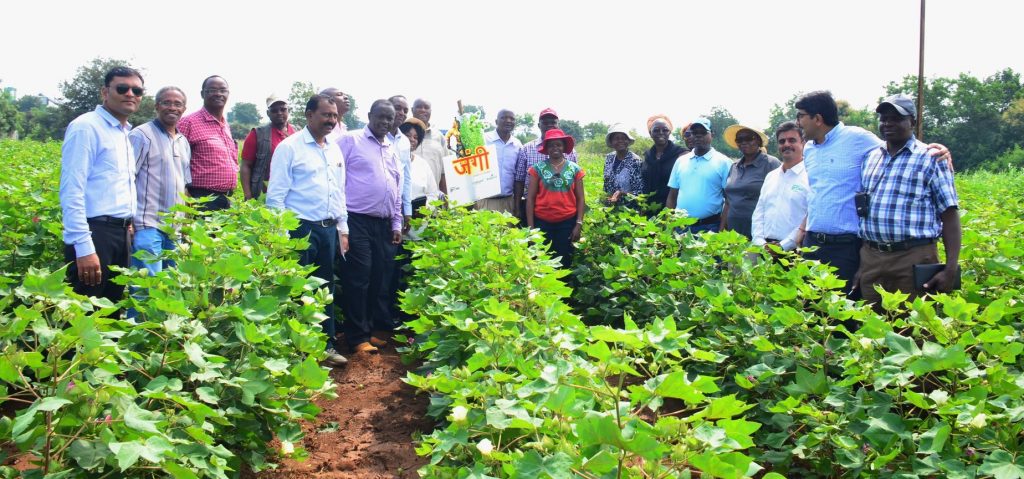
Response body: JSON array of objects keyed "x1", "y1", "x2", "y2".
[
  {"x1": 557, "y1": 119, "x2": 584, "y2": 142},
  {"x1": 515, "y1": 112, "x2": 536, "y2": 143},
  {"x1": 0, "y1": 90, "x2": 20, "y2": 137},
  {"x1": 228, "y1": 102, "x2": 261, "y2": 126},
  {"x1": 20, "y1": 106, "x2": 61, "y2": 141},
  {"x1": 287, "y1": 81, "x2": 316, "y2": 129},
  {"x1": 837, "y1": 100, "x2": 876, "y2": 131},
  {"x1": 57, "y1": 57, "x2": 156, "y2": 138},
  {"x1": 885, "y1": 68, "x2": 1023, "y2": 170},
  {"x1": 702, "y1": 106, "x2": 740, "y2": 158},
  {"x1": 343, "y1": 96, "x2": 364, "y2": 131},
  {"x1": 583, "y1": 121, "x2": 609, "y2": 141},
  {"x1": 16, "y1": 95, "x2": 47, "y2": 113}
]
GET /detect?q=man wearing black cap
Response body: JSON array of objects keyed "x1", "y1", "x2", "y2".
[
  {"x1": 851, "y1": 94, "x2": 960, "y2": 306},
  {"x1": 512, "y1": 108, "x2": 579, "y2": 222}
]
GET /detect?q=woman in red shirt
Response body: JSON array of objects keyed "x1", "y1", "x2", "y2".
[{"x1": 526, "y1": 129, "x2": 586, "y2": 268}]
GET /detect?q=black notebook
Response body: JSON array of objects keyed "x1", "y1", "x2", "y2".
[{"x1": 913, "y1": 263, "x2": 961, "y2": 292}]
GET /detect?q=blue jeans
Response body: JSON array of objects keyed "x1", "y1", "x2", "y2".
[
  {"x1": 131, "y1": 227, "x2": 176, "y2": 275},
  {"x1": 684, "y1": 222, "x2": 721, "y2": 234},
  {"x1": 291, "y1": 221, "x2": 339, "y2": 350}
]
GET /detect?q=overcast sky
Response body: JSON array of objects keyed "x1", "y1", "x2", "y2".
[{"x1": 2, "y1": 0, "x2": 1018, "y2": 135}]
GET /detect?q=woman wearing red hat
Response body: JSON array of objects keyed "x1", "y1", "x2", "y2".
[{"x1": 526, "y1": 129, "x2": 586, "y2": 268}]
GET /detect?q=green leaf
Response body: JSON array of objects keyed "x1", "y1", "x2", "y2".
[
  {"x1": 783, "y1": 367, "x2": 828, "y2": 396},
  {"x1": 689, "y1": 451, "x2": 754, "y2": 479},
  {"x1": 123, "y1": 402, "x2": 161, "y2": 434},
  {"x1": 164, "y1": 462, "x2": 200, "y2": 479},
  {"x1": 195, "y1": 387, "x2": 219, "y2": 404},
  {"x1": 703, "y1": 395, "x2": 755, "y2": 419},
  {"x1": 576, "y1": 413, "x2": 622, "y2": 448},
  {"x1": 918, "y1": 422, "x2": 951, "y2": 455},
  {"x1": 884, "y1": 332, "x2": 921, "y2": 365},
  {"x1": 512, "y1": 450, "x2": 574, "y2": 479},
  {"x1": 655, "y1": 371, "x2": 706, "y2": 404},
  {"x1": 979, "y1": 450, "x2": 1024, "y2": 479},
  {"x1": 183, "y1": 341, "x2": 208, "y2": 368},
  {"x1": 291, "y1": 356, "x2": 329, "y2": 388},
  {"x1": 36, "y1": 397, "x2": 72, "y2": 412},
  {"x1": 68, "y1": 439, "x2": 107, "y2": 470},
  {"x1": 862, "y1": 413, "x2": 909, "y2": 448},
  {"x1": 108, "y1": 441, "x2": 145, "y2": 471},
  {"x1": 908, "y1": 343, "x2": 969, "y2": 375}
]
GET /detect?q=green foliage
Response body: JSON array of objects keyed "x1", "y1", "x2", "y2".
[
  {"x1": 557, "y1": 119, "x2": 584, "y2": 142},
  {"x1": 57, "y1": 57, "x2": 156, "y2": 138},
  {"x1": 0, "y1": 91, "x2": 19, "y2": 137},
  {"x1": 988, "y1": 147, "x2": 1024, "y2": 171},
  {"x1": 703, "y1": 106, "x2": 741, "y2": 158},
  {"x1": 286, "y1": 81, "x2": 316, "y2": 130},
  {"x1": 0, "y1": 140, "x2": 337, "y2": 476},
  {"x1": 885, "y1": 68, "x2": 1024, "y2": 171}
]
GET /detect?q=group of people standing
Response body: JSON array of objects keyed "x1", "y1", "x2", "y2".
[{"x1": 58, "y1": 66, "x2": 962, "y2": 369}]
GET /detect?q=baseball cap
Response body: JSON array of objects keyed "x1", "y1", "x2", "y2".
[
  {"x1": 266, "y1": 94, "x2": 287, "y2": 109},
  {"x1": 876, "y1": 94, "x2": 917, "y2": 119},
  {"x1": 539, "y1": 107, "x2": 559, "y2": 119},
  {"x1": 689, "y1": 117, "x2": 712, "y2": 133}
]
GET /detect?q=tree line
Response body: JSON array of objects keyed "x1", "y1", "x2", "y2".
[{"x1": 2, "y1": 57, "x2": 1022, "y2": 170}]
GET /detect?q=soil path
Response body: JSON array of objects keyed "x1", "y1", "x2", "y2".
[{"x1": 256, "y1": 342, "x2": 433, "y2": 479}]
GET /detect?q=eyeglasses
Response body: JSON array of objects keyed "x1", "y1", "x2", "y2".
[
  {"x1": 735, "y1": 136, "x2": 757, "y2": 143},
  {"x1": 158, "y1": 100, "x2": 185, "y2": 109},
  {"x1": 204, "y1": 88, "x2": 230, "y2": 94},
  {"x1": 114, "y1": 84, "x2": 145, "y2": 96}
]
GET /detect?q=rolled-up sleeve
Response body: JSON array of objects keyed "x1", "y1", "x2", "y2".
[{"x1": 60, "y1": 123, "x2": 95, "y2": 257}]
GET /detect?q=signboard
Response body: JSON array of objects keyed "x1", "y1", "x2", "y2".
[{"x1": 442, "y1": 145, "x2": 501, "y2": 204}]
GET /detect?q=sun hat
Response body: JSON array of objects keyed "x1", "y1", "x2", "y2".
[
  {"x1": 605, "y1": 124, "x2": 635, "y2": 148},
  {"x1": 266, "y1": 94, "x2": 287, "y2": 109},
  {"x1": 723, "y1": 124, "x2": 770, "y2": 149},
  {"x1": 537, "y1": 128, "x2": 575, "y2": 155},
  {"x1": 876, "y1": 94, "x2": 917, "y2": 119},
  {"x1": 399, "y1": 117, "x2": 427, "y2": 146}
]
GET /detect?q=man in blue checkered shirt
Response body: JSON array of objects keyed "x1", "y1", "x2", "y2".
[{"x1": 852, "y1": 94, "x2": 961, "y2": 306}]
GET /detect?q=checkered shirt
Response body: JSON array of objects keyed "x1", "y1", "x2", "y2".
[
  {"x1": 859, "y1": 136, "x2": 958, "y2": 243},
  {"x1": 178, "y1": 108, "x2": 239, "y2": 192}
]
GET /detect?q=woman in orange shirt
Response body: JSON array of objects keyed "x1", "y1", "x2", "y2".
[{"x1": 526, "y1": 129, "x2": 586, "y2": 268}]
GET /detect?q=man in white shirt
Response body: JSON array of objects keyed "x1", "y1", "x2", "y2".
[
  {"x1": 266, "y1": 94, "x2": 350, "y2": 367},
  {"x1": 751, "y1": 121, "x2": 809, "y2": 252},
  {"x1": 476, "y1": 109, "x2": 522, "y2": 214}
]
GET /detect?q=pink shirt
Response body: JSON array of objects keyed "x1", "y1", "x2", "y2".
[{"x1": 178, "y1": 108, "x2": 239, "y2": 192}]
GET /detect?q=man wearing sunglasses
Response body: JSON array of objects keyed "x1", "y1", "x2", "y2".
[
  {"x1": 59, "y1": 66, "x2": 143, "y2": 306},
  {"x1": 178, "y1": 75, "x2": 238, "y2": 210},
  {"x1": 240, "y1": 95, "x2": 299, "y2": 200}
]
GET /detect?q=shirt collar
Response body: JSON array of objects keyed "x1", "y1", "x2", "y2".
[
  {"x1": 362, "y1": 126, "x2": 391, "y2": 146},
  {"x1": 785, "y1": 161, "x2": 806, "y2": 175},
  {"x1": 95, "y1": 105, "x2": 129, "y2": 130},
  {"x1": 817, "y1": 121, "x2": 845, "y2": 146},
  {"x1": 886, "y1": 135, "x2": 920, "y2": 157},
  {"x1": 199, "y1": 107, "x2": 225, "y2": 124},
  {"x1": 300, "y1": 127, "x2": 317, "y2": 144},
  {"x1": 692, "y1": 147, "x2": 718, "y2": 160}
]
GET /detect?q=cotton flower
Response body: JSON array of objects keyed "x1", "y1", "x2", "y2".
[
  {"x1": 280, "y1": 441, "x2": 295, "y2": 455},
  {"x1": 300, "y1": 296, "x2": 315, "y2": 306},
  {"x1": 970, "y1": 413, "x2": 987, "y2": 429},
  {"x1": 858, "y1": 338, "x2": 873, "y2": 350},
  {"x1": 476, "y1": 438, "x2": 494, "y2": 456},
  {"x1": 240, "y1": 245, "x2": 252, "y2": 255},
  {"x1": 451, "y1": 405, "x2": 468, "y2": 423}
]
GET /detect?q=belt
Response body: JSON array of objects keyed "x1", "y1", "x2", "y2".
[
  {"x1": 765, "y1": 238, "x2": 781, "y2": 243},
  {"x1": 188, "y1": 186, "x2": 234, "y2": 196},
  {"x1": 865, "y1": 237, "x2": 934, "y2": 253},
  {"x1": 696, "y1": 214, "x2": 721, "y2": 226},
  {"x1": 88, "y1": 215, "x2": 132, "y2": 227},
  {"x1": 807, "y1": 231, "x2": 859, "y2": 244},
  {"x1": 301, "y1": 218, "x2": 337, "y2": 228}
]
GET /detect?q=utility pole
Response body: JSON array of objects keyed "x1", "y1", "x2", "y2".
[{"x1": 917, "y1": 0, "x2": 926, "y2": 139}]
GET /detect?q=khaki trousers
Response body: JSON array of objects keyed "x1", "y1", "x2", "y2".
[{"x1": 858, "y1": 242, "x2": 939, "y2": 306}]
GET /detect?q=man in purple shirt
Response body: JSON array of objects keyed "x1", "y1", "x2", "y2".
[{"x1": 335, "y1": 99, "x2": 403, "y2": 354}]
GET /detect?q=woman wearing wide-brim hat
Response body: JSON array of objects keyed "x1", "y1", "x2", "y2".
[
  {"x1": 721, "y1": 124, "x2": 781, "y2": 238},
  {"x1": 603, "y1": 124, "x2": 644, "y2": 205},
  {"x1": 526, "y1": 128, "x2": 586, "y2": 269}
]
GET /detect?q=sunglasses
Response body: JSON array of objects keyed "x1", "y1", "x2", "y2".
[
  {"x1": 735, "y1": 136, "x2": 757, "y2": 143},
  {"x1": 114, "y1": 84, "x2": 145, "y2": 96}
]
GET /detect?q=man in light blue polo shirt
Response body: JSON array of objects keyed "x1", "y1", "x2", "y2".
[
  {"x1": 665, "y1": 118, "x2": 733, "y2": 233},
  {"x1": 796, "y1": 90, "x2": 950, "y2": 298}
]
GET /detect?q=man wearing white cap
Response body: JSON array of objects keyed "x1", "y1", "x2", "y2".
[{"x1": 240, "y1": 94, "x2": 300, "y2": 200}]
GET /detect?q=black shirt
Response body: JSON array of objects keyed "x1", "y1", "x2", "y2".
[{"x1": 642, "y1": 141, "x2": 690, "y2": 210}]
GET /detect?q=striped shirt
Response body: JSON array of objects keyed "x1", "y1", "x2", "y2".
[
  {"x1": 513, "y1": 139, "x2": 578, "y2": 195},
  {"x1": 859, "y1": 136, "x2": 958, "y2": 243},
  {"x1": 803, "y1": 122, "x2": 883, "y2": 235},
  {"x1": 178, "y1": 108, "x2": 238, "y2": 192},
  {"x1": 129, "y1": 120, "x2": 191, "y2": 229}
]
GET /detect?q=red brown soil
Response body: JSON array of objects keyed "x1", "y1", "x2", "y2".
[{"x1": 255, "y1": 342, "x2": 434, "y2": 479}]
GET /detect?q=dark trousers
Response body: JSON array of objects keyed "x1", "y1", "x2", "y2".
[
  {"x1": 64, "y1": 219, "x2": 131, "y2": 306},
  {"x1": 337, "y1": 213, "x2": 397, "y2": 348},
  {"x1": 187, "y1": 186, "x2": 232, "y2": 211},
  {"x1": 803, "y1": 232, "x2": 862, "y2": 300},
  {"x1": 536, "y1": 217, "x2": 576, "y2": 269},
  {"x1": 291, "y1": 221, "x2": 338, "y2": 350}
]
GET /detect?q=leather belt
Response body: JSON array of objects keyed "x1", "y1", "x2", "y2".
[
  {"x1": 807, "y1": 231, "x2": 859, "y2": 244},
  {"x1": 865, "y1": 237, "x2": 935, "y2": 253},
  {"x1": 696, "y1": 214, "x2": 721, "y2": 226},
  {"x1": 301, "y1": 218, "x2": 338, "y2": 228},
  {"x1": 88, "y1": 215, "x2": 132, "y2": 227}
]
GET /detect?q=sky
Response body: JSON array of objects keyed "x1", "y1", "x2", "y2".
[{"x1": 2, "y1": 0, "x2": 1019, "y2": 135}]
